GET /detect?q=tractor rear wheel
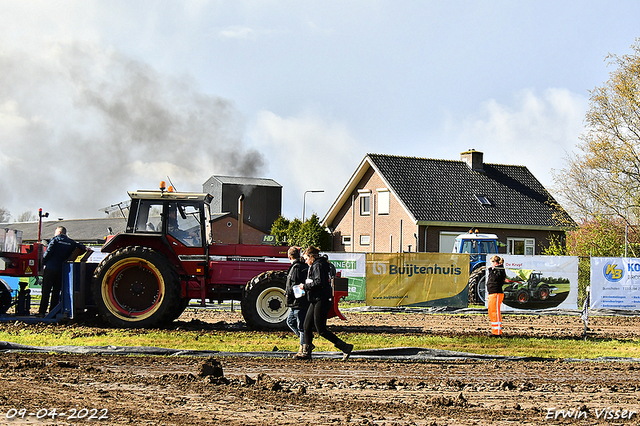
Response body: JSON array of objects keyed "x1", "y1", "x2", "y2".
[
  {"x1": 167, "y1": 297, "x2": 190, "y2": 322},
  {"x1": 241, "y1": 270, "x2": 289, "y2": 330},
  {"x1": 468, "y1": 266, "x2": 486, "y2": 305},
  {"x1": 516, "y1": 289, "x2": 530, "y2": 304},
  {"x1": 92, "y1": 246, "x2": 181, "y2": 328},
  {"x1": 0, "y1": 279, "x2": 12, "y2": 314}
]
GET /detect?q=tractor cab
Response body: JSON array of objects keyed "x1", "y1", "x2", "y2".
[
  {"x1": 452, "y1": 231, "x2": 499, "y2": 272},
  {"x1": 453, "y1": 230, "x2": 501, "y2": 304},
  {"x1": 127, "y1": 193, "x2": 212, "y2": 248},
  {"x1": 102, "y1": 183, "x2": 213, "y2": 279}
]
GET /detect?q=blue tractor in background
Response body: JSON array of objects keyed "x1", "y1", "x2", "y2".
[{"x1": 452, "y1": 230, "x2": 500, "y2": 305}]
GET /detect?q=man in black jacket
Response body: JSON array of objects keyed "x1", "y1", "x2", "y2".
[
  {"x1": 38, "y1": 226, "x2": 87, "y2": 317},
  {"x1": 285, "y1": 246, "x2": 309, "y2": 357}
]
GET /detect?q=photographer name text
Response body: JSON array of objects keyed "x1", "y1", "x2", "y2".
[{"x1": 546, "y1": 407, "x2": 636, "y2": 421}]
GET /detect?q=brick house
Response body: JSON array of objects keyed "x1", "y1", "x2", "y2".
[{"x1": 322, "y1": 150, "x2": 574, "y2": 254}]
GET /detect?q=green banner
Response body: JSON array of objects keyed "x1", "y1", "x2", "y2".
[
  {"x1": 324, "y1": 252, "x2": 366, "y2": 301},
  {"x1": 345, "y1": 276, "x2": 365, "y2": 301}
]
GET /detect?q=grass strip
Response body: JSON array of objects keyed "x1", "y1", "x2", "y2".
[{"x1": 0, "y1": 329, "x2": 638, "y2": 360}]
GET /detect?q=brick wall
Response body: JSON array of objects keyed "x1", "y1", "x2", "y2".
[
  {"x1": 211, "y1": 217, "x2": 267, "y2": 245},
  {"x1": 330, "y1": 168, "x2": 417, "y2": 253}
]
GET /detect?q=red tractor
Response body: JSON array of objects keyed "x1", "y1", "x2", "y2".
[{"x1": 91, "y1": 184, "x2": 347, "y2": 329}]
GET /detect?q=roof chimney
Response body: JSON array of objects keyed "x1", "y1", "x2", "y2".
[{"x1": 461, "y1": 149, "x2": 484, "y2": 172}]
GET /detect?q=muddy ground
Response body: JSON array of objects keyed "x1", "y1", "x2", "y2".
[{"x1": 1, "y1": 307, "x2": 640, "y2": 425}]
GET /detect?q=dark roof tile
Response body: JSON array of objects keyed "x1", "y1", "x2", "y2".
[{"x1": 367, "y1": 153, "x2": 573, "y2": 227}]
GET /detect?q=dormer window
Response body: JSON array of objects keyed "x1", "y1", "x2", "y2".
[{"x1": 475, "y1": 194, "x2": 492, "y2": 206}]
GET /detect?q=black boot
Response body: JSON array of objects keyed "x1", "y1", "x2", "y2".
[{"x1": 336, "y1": 340, "x2": 354, "y2": 361}]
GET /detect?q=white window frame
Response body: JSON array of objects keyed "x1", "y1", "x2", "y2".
[
  {"x1": 475, "y1": 194, "x2": 492, "y2": 206},
  {"x1": 358, "y1": 190, "x2": 371, "y2": 216},
  {"x1": 507, "y1": 237, "x2": 535, "y2": 255},
  {"x1": 377, "y1": 188, "x2": 390, "y2": 215},
  {"x1": 360, "y1": 235, "x2": 371, "y2": 245},
  {"x1": 342, "y1": 235, "x2": 352, "y2": 245}
]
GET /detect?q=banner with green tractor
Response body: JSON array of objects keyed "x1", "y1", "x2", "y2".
[{"x1": 497, "y1": 255, "x2": 578, "y2": 311}]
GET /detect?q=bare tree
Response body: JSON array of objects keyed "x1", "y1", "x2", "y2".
[
  {"x1": 16, "y1": 211, "x2": 37, "y2": 222},
  {"x1": 0, "y1": 208, "x2": 10, "y2": 223},
  {"x1": 553, "y1": 39, "x2": 640, "y2": 225}
]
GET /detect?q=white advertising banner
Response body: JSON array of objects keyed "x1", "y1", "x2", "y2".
[
  {"x1": 495, "y1": 255, "x2": 579, "y2": 311},
  {"x1": 590, "y1": 257, "x2": 640, "y2": 310},
  {"x1": 322, "y1": 252, "x2": 366, "y2": 277}
]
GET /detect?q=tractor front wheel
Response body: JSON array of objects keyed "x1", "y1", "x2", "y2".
[
  {"x1": 241, "y1": 270, "x2": 289, "y2": 330},
  {"x1": 92, "y1": 246, "x2": 181, "y2": 328},
  {"x1": 538, "y1": 285, "x2": 550, "y2": 301}
]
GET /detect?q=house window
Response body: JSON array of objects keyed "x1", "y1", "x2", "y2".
[
  {"x1": 377, "y1": 189, "x2": 389, "y2": 215},
  {"x1": 475, "y1": 194, "x2": 492, "y2": 206},
  {"x1": 360, "y1": 235, "x2": 370, "y2": 245},
  {"x1": 342, "y1": 235, "x2": 352, "y2": 245},
  {"x1": 359, "y1": 191, "x2": 371, "y2": 216},
  {"x1": 507, "y1": 238, "x2": 535, "y2": 255}
]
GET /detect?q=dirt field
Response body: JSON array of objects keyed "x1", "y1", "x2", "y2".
[{"x1": 1, "y1": 308, "x2": 640, "y2": 425}]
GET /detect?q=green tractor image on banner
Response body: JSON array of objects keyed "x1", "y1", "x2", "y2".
[{"x1": 503, "y1": 269, "x2": 570, "y2": 309}]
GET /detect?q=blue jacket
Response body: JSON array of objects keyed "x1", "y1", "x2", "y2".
[{"x1": 43, "y1": 234, "x2": 86, "y2": 272}]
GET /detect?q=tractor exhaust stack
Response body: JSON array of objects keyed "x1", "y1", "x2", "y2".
[{"x1": 238, "y1": 194, "x2": 244, "y2": 244}]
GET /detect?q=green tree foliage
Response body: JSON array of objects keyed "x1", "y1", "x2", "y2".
[
  {"x1": 287, "y1": 219, "x2": 303, "y2": 246},
  {"x1": 269, "y1": 216, "x2": 289, "y2": 245},
  {"x1": 296, "y1": 214, "x2": 331, "y2": 250},
  {"x1": 269, "y1": 214, "x2": 331, "y2": 250},
  {"x1": 566, "y1": 216, "x2": 639, "y2": 258},
  {"x1": 553, "y1": 39, "x2": 640, "y2": 224}
]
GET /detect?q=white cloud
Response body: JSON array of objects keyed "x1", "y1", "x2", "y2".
[
  {"x1": 250, "y1": 111, "x2": 364, "y2": 220},
  {"x1": 217, "y1": 26, "x2": 256, "y2": 40},
  {"x1": 443, "y1": 88, "x2": 588, "y2": 192}
]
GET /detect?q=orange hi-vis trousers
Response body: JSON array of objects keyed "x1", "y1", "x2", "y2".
[{"x1": 488, "y1": 293, "x2": 504, "y2": 336}]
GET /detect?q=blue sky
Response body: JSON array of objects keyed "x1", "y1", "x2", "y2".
[{"x1": 0, "y1": 1, "x2": 639, "y2": 222}]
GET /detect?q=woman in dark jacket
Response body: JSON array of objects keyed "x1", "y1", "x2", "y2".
[
  {"x1": 486, "y1": 255, "x2": 506, "y2": 337},
  {"x1": 294, "y1": 246, "x2": 353, "y2": 360},
  {"x1": 285, "y1": 247, "x2": 309, "y2": 357}
]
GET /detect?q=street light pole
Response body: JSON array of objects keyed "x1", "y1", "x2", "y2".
[{"x1": 303, "y1": 190, "x2": 324, "y2": 222}]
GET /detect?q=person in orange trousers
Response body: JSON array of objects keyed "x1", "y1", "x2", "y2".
[{"x1": 486, "y1": 255, "x2": 506, "y2": 337}]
